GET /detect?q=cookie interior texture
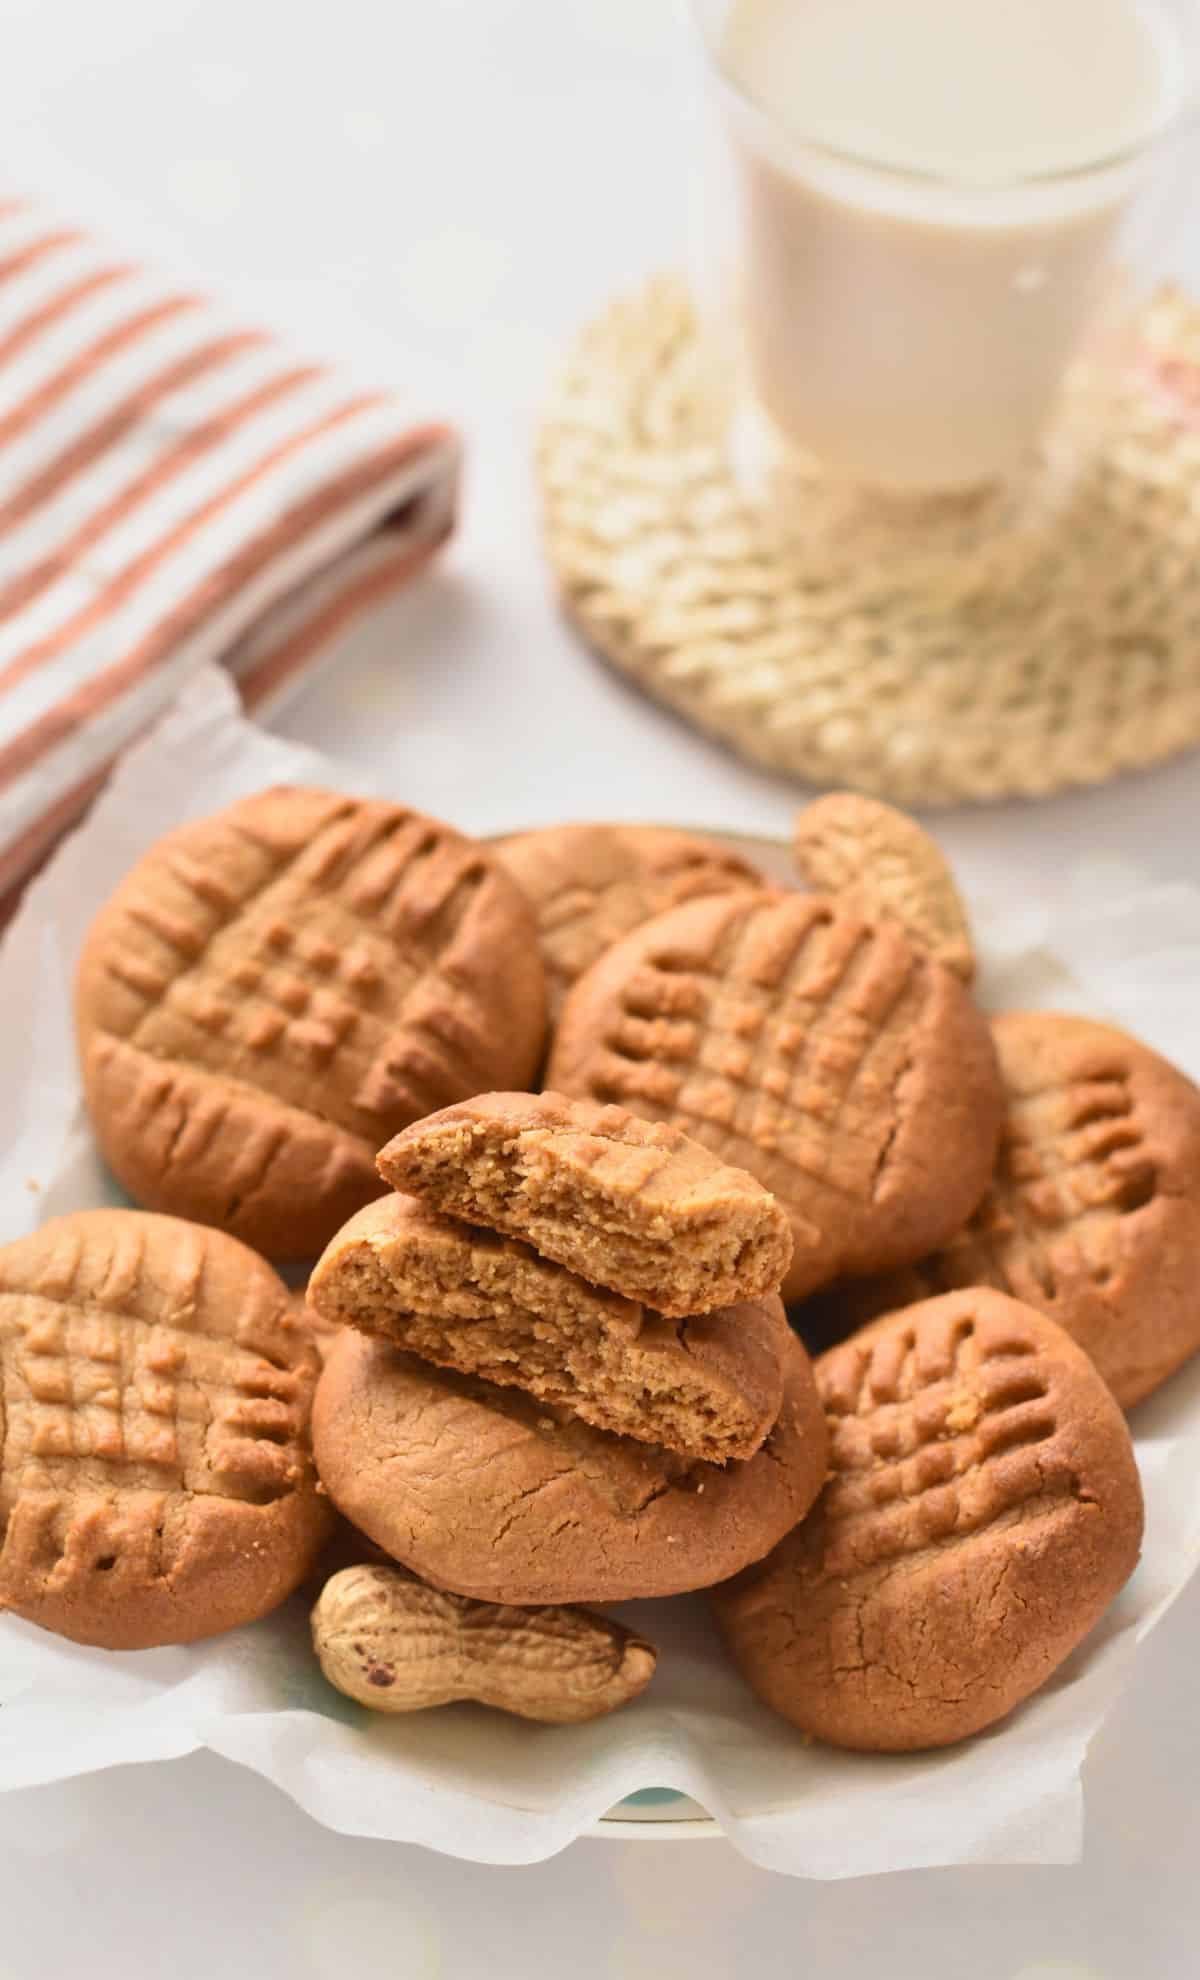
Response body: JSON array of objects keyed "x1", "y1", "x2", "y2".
[
  {"x1": 74, "y1": 787, "x2": 547, "y2": 1260},
  {"x1": 311, "y1": 1328, "x2": 829, "y2": 1604},
  {"x1": 711, "y1": 1289, "x2": 1144, "y2": 1751},
  {"x1": 795, "y1": 1011, "x2": 1200, "y2": 1410},
  {"x1": 308, "y1": 1193, "x2": 789, "y2": 1462},
  {"x1": 546, "y1": 890, "x2": 1002, "y2": 1303},
  {"x1": 0, "y1": 1209, "x2": 330, "y2": 1650},
  {"x1": 378, "y1": 1092, "x2": 793, "y2": 1320}
]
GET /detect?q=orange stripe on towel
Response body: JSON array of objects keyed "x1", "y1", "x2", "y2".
[
  {"x1": 0, "y1": 295, "x2": 201, "y2": 451},
  {"x1": 0, "y1": 423, "x2": 438, "y2": 787},
  {"x1": 0, "y1": 360, "x2": 319, "y2": 621},
  {"x1": 0, "y1": 329, "x2": 270, "y2": 541},
  {"x1": 0, "y1": 230, "x2": 85, "y2": 287},
  {"x1": 0, "y1": 393, "x2": 381, "y2": 704},
  {"x1": 0, "y1": 266, "x2": 134, "y2": 370}
]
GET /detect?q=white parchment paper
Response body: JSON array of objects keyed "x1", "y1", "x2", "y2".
[{"x1": 2, "y1": 665, "x2": 1199, "y2": 1876}]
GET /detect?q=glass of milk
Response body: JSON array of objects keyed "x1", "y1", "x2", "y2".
[{"x1": 688, "y1": 0, "x2": 1199, "y2": 498}]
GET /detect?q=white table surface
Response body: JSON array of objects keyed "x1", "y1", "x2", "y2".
[{"x1": 2, "y1": 0, "x2": 1199, "y2": 1972}]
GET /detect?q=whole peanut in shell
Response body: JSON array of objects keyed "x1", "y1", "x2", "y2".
[
  {"x1": 793, "y1": 793, "x2": 976, "y2": 982},
  {"x1": 312, "y1": 1563, "x2": 657, "y2": 1723}
]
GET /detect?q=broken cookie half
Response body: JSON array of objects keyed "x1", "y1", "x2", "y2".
[
  {"x1": 308, "y1": 1189, "x2": 792, "y2": 1463},
  {"x1": 376, "y1": 1090, "x2": 794, "y2": 1318}
]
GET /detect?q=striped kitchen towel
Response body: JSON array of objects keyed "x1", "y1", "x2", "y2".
[{"x1": 0, "y1": 196, "x2": 459, "y2": 916}]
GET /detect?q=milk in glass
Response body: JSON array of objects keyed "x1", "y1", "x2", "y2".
[{"x1": 717, "y1": 0, "x2": 1183, "y2": 489}]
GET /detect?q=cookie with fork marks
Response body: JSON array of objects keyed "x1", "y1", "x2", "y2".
[
  {"x1": 0, "y1": 1210, "x2": 329, "y2": 1649},
  {"x1": 496, "y1": 822, "x2": 764, "y2": 1022},
  {"x1": 711, "y1": 1289, "x2": 1143, "y2": 1750},
  {"x1": 796, "y1": 1012, "x2": 1200, "y2": 1409},
  {"x1": 75, "y1": 787, "x2": 547, "y2": 1258}
]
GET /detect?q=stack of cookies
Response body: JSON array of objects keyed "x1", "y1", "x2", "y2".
[
  {"x1": 306, "y1": 1092, "x2": 830, "y2": 1605},
  {"x1": 1, "y1": 780, "x2": 1195, "y2": 1759}
]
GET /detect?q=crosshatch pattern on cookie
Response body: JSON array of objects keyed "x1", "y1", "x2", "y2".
[
  {"x1": 818, "y1": 1303, "x2": 1074, "y2": 1580},
  {"x1": 516, "y1": 843, "x2": 757, "y2": 948},
  {"x1": 498, "y1": 826, "x2": 763, "y2": 1010},
  {"x1": 0, "y1": 1218, "x2": 313, "y2": 1587},
  {"x1": 958, "y1": 1062, "x2": 1152, "y2": 1290},
  {"x1": 711, "y1": 1290, "x2": 1144, "y2": 1750},
  {"x1": 802, "y1": 1014, "x2": 1200, "y2": 1411},
  {"x1": 898, "y1": 1058, "x2": 1159, "y2": 1314},
  {"x1": 573, "y1": 896, "x2": 927, "y2": 1216},
  {"x1": 88, "y1": 797, "x2": 508, "y2": 1142}
]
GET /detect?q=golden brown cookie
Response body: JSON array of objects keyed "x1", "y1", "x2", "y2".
[
  {"x1": 308, "y1": 1191, "x2": 790, "y2": 1462},
  {"x1": 792, "y1": 793, "x2": 976, "y2": 982},
  {"x1": 312, "y1": 1328, "x2": 828, "y2": 1603},
  {"x1": 0, "y1": 1210, "x2": 329, "y2": 1649},
  {"x1": 711, "y1": 1289, "x2": 1143, "y2": 1751},
  {"x1": 496, "y1": 823, "x2": 765, "y2": 1021},
  {"x1": 75, "y1": 787, "x2": 547, "y2": 1259},
  {"x1": 546, "y1": 892, "x2": 1002, "y2": 1303},
  {"x1": 798, "y1": 1012, "x2": 1200, "y2": 1409},
  {"x1": 378, "y1": 1090, "x2": 793, "y2": 1318}
]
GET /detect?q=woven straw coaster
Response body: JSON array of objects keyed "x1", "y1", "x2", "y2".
[{"x1": 537, "y1": 276, "x2": 1200, "y2": 805}]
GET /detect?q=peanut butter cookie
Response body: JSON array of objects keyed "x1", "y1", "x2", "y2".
[
  {"x1": 378, "y1": 1090, "x2": 793, "y2": 1318},
  {"x1": 308, "y1": 1191, "x2": 790, "y2": 1462},
  {"x1": 75, "y1": 787, "x2": 547, "y2": 1259},
  {"x1": 497, "y1": 823, "x2": 764, "y2": 1021},
  {"x1": 312, "y1": 1328, "x2": 828, "y2": 1603},
  {"x1": 712, "y1": 1289, "x2": 1143, "y2": 1750},
  {"x1": 798, "y1": 1012, "x2": 1200, "y2": 1409},
  {"x1": 546, "y1": 892, "x2": 1002, "y2": 1303},
  {"x1": 0, "y1": 1210, "x2": 328, "y2": 1649}
]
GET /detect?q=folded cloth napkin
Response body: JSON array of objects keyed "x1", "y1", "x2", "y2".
[{"x1": 0, "y1": 196, "x2": 459, "y2": 917}]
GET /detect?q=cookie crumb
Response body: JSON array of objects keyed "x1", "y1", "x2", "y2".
[{"x1": 943, "y1": 1388, "x2": 982, "y2": 1433}]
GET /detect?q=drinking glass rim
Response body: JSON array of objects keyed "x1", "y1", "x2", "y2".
[{"x1": 684, "y1": 0, "x2": 1200, "y2": 192}]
